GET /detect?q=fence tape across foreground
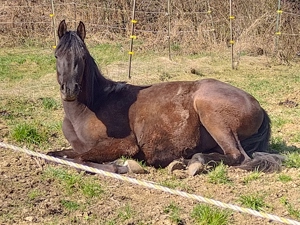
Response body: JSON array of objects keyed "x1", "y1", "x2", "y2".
[{"x1": 1, "y1": 141, "x2": 300, "y2": 225}]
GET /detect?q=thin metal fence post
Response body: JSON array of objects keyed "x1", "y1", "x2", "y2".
[
  {"x1": 274, "y1": 0, "x2": 282, "y2": 55},
  {"x1": 167, "y1": 0, "x2": 172, "y2": 60},
  {"x1": 229, "y1": 0, "x2": 234, "y2": 69},
  {"x1": 50, "y1": 0, "x2": 57, "y2": 48},
  {"x1": 128, "y1": 0, "x2": 137, "y2": 79}
]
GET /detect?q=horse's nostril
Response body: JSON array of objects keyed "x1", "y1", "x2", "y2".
[
  {"x1": 75, "y1": 83, "x2": 80, "y2": 91},
  {"x1": 61, "y1": 84, "x2": 65, "y2": 91}
]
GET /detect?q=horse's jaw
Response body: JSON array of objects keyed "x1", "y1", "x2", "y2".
[{"x1": 60, "y1": 92, "x2": 78, "y2": 102}]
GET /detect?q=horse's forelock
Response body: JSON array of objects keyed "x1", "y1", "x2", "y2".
[{"x1": 57, "y1": 31, "x2": 86, "y2": 57}]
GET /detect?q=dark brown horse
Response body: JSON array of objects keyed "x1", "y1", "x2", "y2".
[{"x1": 48, "y1": 20, "x2": 284, "y2": 174}]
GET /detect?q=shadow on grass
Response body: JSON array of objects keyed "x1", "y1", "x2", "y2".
[
  {"x1": 270, "y1": 138, "x2": 300, "y2": 154},
  {"x1": 270, "y1": 138, "x2": 300, "y2": 168}
]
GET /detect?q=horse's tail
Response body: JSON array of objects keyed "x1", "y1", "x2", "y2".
[{"x1": 237, "y1": 109, "x2": 286, "y2": 172}]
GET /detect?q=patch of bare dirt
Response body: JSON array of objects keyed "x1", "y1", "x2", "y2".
[{"x1": 1, "y1": 147, "x2": 300, "y2": 225}]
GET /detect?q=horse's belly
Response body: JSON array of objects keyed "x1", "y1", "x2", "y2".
[{"x1": 131, "y1": 104, "x2": 201, "y2": 167}]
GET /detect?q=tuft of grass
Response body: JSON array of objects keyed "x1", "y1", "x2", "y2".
[
  {"x1": 43, "y1": 167, "x2": 104, "y2": 197},
  {"x1": 159, "y1": 72, "x2": 173, "y2": 81},
  {"x1": 284, "y1": 152, "x2": 300, "y2": 168},
  {"x1": 271, "y1": 117, "x2": 288, "y2": 129},
  {"x1": 278, "y1": 174, "x2": 292, "y2": 182},
  {"x1": 238, "y1": 194, "x2": 267, "y2": 211},
  {"x1": 243, "y1": 170, "x2": 262, "y2": 184},
  {"x1": 163, "y1": 202, "x2": 183, "y2": 224},
  {"x1": 191, "y1": 204, "x2": 230, "y2": 225},
  {"x1": 27, "y1": 189, "x2": 41, "y2": 201},
  {"x1": 280, "y1": 198, "x2": 300, "y2": 219},
  {"x1": 81, "y1": 181, "x2": 104, "y2": 198},
  {"x1": 207, "y1": 162, "x2": 231, "y2": 184},
  {"x1": 160, "y1": 176, "x2": 189, "y2": 191},
  {"x1": 41, "y1": 97, "x2": 60, "y2": 110},
  {"x1": 290, "y1": 132, "x2": 300, "y2": 143},
  {"x1": 11, "y1": 122, "x2": 47, "y2": 145},
  {"x1": 117, "y1": 204, "x2": 134, "y2": 222},
  {"x1": 60, "y1": 199, "x2": 80, "y2": 211},
  {"x1": 44, "y1": 167, "x2": 82, "y2": 194}
]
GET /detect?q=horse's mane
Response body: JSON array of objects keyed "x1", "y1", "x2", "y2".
[{"x1": 83, "y1": 49, "x2": 129, "y2": 109}]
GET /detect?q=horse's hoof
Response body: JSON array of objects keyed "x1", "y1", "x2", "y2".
[
  {"x1": 167, "y1": 160, "x2": 186, "y2": 174},
  {"x1": 187, "y1": 161, "x2": 204, "y2": 176},
  {"x1": 124, "y1": 160, "x2": 146, "y2": 174},
  {"x1": 189, "y1": 153, "x2": 206, "y2": 164},
  {"x1": 112, "y1": 158, "x2": 126, "y2": 166}
]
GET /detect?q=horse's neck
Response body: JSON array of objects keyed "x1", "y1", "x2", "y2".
[
  {"x1": 78, "y1": 56, "x2": 111, "y2": 110},
  {"x1": 62, "y1": 100, "x2": 87, "y2": 121}
]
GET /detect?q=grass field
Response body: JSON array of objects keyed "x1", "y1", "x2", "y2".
[{"x1": 0, "y1": 44, "x2": 300, "y2": 224}]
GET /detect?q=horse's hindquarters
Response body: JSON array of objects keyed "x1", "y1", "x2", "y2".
[{"x1": 193, "y1": 79, "x2": 264, "y2": 139}]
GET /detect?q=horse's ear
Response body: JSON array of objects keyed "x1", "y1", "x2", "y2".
[
  {"x1": 77, "y1": 21, "x2": 86, "y2": 41},
  {"x1": 58, "y1": 20, "x2": 67, "y2": 39}
]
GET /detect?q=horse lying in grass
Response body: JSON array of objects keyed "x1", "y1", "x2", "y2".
[{"x1": 48, "y1": 20, "x2": 284, "y2": 175}]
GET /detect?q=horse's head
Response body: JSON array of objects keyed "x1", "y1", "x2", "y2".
[{"x1": 55, "y1": 20, "x2": 87, "y2": 101}]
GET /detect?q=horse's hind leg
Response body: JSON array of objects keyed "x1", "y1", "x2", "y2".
[{"x1": 195, "y1": 112, "x2": 251, "y2": 167}]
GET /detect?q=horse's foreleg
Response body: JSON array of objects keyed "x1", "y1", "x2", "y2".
[
  {"x1": 71, "y1": 137, "x2": 142, "y2": 174},
  {"x1": 47, "y1": 148, "x2": 79, "y2": 159}
]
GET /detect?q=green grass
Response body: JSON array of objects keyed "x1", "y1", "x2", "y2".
[
  {"x1": 27, "y1": 189, "x2": 41, "y2": 201},
  {"x1": 238, "y1": 194, "x2": 267, "y2": 211},
  {"x1": 60, "y1": 199, "x2": 80, "y2": 211},
  {"x1": 243, "y1": 170, "x2": 262, "y2": 184},
  {"x1": 277, "y1": 174, "x2": 292, "y2": 182},
  {"x1": 11, "y1": 122, "x2": 48, "y2": 145},
  {"x1": 117, "y1": 204, "x2": 134, "y2": 222},
  {"x1": 207, "y1": 162, "x2": 231, "y2": 184},
  {"x1": 191, "y1": 204, "x2": 230, "y2": 225},
  {"x1": 41, "y1": 97, "x2": 60, "y2": 110},
  {"x1": 89, "y1": 43, "x2": 127, "y2": 66},
  {"x1": 163, "y1": 202, "x2": 183, "y2": 224},
  {"x1": 270, "y1": 137, "x2": 289, "y2": 152},
  {"x1": 159, "y1": 176, "x2": 189, "y2": 191},
  {"x1": 280, "y1": 198, "x2": 300, "y2": 220},
  {"x1": 81, "y1": 181, "x2": 104, "y2": 198},
  {"x1": 43, "y1": 167, "x2": 104, "y2": 197},
  {"x1": 284, "y1": 152, "x2": 300, "y2": 168},
  {"x1": 0, "y1": 48, "x2": 55, "y2": 81}
]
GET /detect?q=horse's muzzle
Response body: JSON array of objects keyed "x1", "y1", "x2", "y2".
[{"x1": 60, "y1": 83, "x2": 80, "y2": 101}]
